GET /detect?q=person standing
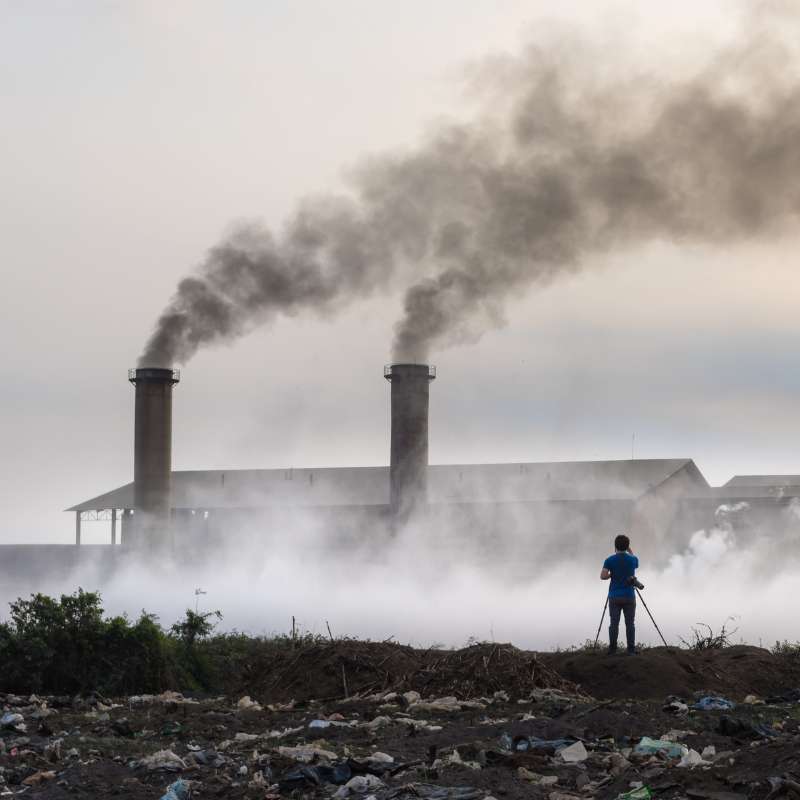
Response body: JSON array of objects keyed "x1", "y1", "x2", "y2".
[{"x1": 600, "y1": 534, "x2": 639, "y2": 655}]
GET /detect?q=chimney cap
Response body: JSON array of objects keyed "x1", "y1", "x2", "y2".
[
  {"x1": 384, "y1": 363, "x2": 436, "y2": 381},
  {"x1": 128, "y1": 367, "x2": 181, "y2": 384}
]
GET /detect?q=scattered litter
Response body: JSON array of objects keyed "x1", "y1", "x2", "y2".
[
  {"x1": 501, "y1": 733, "x2": 578, "y2": 754},
  {"x1": 236, "y1": 695, "x2": 262, "y2": 711},
  {"x1": 365, "y1": 715, "x2": 393, "y2": 730},
  {"x1": 333, "y1": 774, "x2": 384, "y2": 797},
  {"x1": 693, "y1": 696, "x2": 735, "y2": 711},
  {"x1": 0, "y1": 713, "x2": 25, "y2": 731},
  {"x1": 743, "y1": 695, "x2": 764, "y2": 705},
  {"x1": 433, "y1": 748, "x2": 481, "y2": 771},
  {"x1": 559, "y1": 741, "x2": 588, "y2": 762},
  {"x1": 717, "y1": 716, "x2": 778, "y2": 739},
  {"x1": 279, "y1": 763, "x2": 352, "y2": 791},
  {"x1": 21, "y1": 771, "x2": 56, "y2": 787},
  {"x1": 141, "y1": 749, "x2": 187, "y2": 771},
  {"x1": 633, "y1": 737, "x2": 686, "y2": 758},
  {"x1": 616, "y1": 788, "x2": 652, "y2": 800},
  {"x1": 277, "y1": 744, "x2": 338, "y2": 762},
  {"x1": 663, "y1": 697, "x2": 689, "y2": 715},
  {"x1": 765, "y1": 688, "x2": 800, "y2": 704},
  {"x1": 367, "y1": 751, "x2": 394, "y2": 764},
  {"x1": 383, "y1": 785, "x2": 483, "y2": 800},
  {"x1": 190, "y1": 750, "x2": 226, "y2": 768},
  {"x1": 160, "y1": 779, "x2": 191, "y2": 800},
  {"x1": 678, "y1": 749, "x2": 709, "y2": 768},
  {"x1": 518, "y1": 768, "x2": 558, "y2": 784}
]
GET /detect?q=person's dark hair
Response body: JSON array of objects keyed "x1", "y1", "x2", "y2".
[{"x1": 614, "y1": 534, "x2": 630, "y2": 552}]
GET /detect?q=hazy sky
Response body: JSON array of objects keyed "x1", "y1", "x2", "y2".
[{"x1": 3, "y1": 0, "x2": 799, "y2": 545}]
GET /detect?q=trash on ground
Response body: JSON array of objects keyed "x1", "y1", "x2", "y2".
[
  {"x1": 160, "y1": 779, "x2": 191, "y2": 800},
  {"x1": 693, "y1": 696, "x2": 735, "y2": 711},
  {"x1": 633, "y1": 737, "x2": 687, "y2": 758}
]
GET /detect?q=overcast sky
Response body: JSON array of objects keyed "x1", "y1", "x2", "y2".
[{"x1": 3, "y1": 0, "x2": 799, "y2": 545}]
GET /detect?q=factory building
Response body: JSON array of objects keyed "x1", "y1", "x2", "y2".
[{"x1": 51, "y1": 363, "x2": 800, "y2": 563}]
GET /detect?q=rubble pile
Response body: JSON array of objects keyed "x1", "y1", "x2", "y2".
[
  {"x1": 1, "y1": 644, "x2": 800, "y2": 798},
  {"x1": 240, "y1": 640, "x2": 424, "y2": 703},
  {"x1": 403, "y1": 643, "x2": 585, "y2": 701}
]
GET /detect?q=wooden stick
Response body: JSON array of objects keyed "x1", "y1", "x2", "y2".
[
  {"x1": 326, "y1": 620, "x2": 334, "y2": 642},
  {"x1": 342, "y1": 664, "x2": 349, "y2": 698}
]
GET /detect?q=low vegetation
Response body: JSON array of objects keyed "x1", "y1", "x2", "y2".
[{"x1": 679, "y1": 618, "x2": 740, "y2": 650}]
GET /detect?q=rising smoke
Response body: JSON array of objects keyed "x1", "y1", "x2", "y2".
[{"x1": 140, "y1": 10, "x2": 800, "y2": 367}]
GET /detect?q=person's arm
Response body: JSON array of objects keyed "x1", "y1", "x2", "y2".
[{"x1": 600, "y1": 567, "x2": 611, "y2": 580}]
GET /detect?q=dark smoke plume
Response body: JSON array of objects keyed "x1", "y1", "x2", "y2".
[{"x1": 140, "y1": 13, "x2": 800, "y2": 367}]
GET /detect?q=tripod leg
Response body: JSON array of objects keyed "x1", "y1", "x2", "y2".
[
  {"x1": 635, "y1": 588, "x2": 670, "y2": 650},
  {"x1": 594, "y1": 596, "x2": 609, "y2": 648}
]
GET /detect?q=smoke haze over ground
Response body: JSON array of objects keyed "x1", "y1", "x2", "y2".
[
  {"x1": 3, "y1": 500, "x2": 799, "y2": 650},
  {"x1": 141, "y1": 6, "x2": 800, "y2": 367}
]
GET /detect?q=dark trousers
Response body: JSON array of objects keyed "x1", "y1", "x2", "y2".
[{"x1": 609, "y1": 597, "x2": 636, "y2": 652}]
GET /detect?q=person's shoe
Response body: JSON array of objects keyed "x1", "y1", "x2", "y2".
[
  {"x1": 626, "y1": 648, "x2": 637, "y2": 656},
  {"x1": 606, "y1": 647, "x2": 618, "y2": 656}
]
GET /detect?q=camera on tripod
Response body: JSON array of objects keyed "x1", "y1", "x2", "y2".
[{"x1": 626, "y1": 575, "x2": 645, "y2": 590}]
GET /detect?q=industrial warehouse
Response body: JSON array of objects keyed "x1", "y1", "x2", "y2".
[{"x1": 43, "y1": 363, "x2": 800, "y2": 566}]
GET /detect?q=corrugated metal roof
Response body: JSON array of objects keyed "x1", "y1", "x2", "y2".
[
  {"x1": 684, "y1": 485, "x2": 800, "y2": 501},
  {"x1": 67, "y1": 458, "x2": 701, "y2": 511},
  {"x1": 724, "y1": 475, "x2": 800, "y2": 488}
]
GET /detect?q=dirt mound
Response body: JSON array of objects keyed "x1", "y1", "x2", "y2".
[
  {"x1": 241, "y1": 640, "x2": 424, "y2": 703},
  {"x1": 237, "y1": 641, "x2": 581, "y2": 704},
  {"x1": 545, "y1": 645, "x2": 800, "y2": 700},
  {"x1": 400, "y1": 643, "x2": 583, "y2": 700}
]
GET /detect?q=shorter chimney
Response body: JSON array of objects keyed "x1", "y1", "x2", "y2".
[
  {"x1": 128, "y1": 367, "x2": 180, "y2": 545},
  {"x1": 384, "y1": 363, "x2": 435, "y2": 518}
]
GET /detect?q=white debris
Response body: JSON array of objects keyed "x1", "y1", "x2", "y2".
[
  {"x1": 264, "y1": 725, "x2": 304, "y2": 739},
  {"x1": 277, "y1": 744, "x2": 337, "y2": 763},
  {"x1": 364, "y1": 715, "x2": 392, "y2": 731},
  {"x1": 518, "y1": 768, "x2": 558, "y2": 785},
  {"x1": 559, "y1": 741, "x2": 588, "y2": 763},
  {"x1": 395, "y1": 717, "x2": 442, "y2": 733},
  {"x1": 678, "y1": 749, "x2": 709, "y2": 769},
  {"x1": 141, "y1": 749, "x2": 186, "y2": 772},
  {"x1": 237, "y1": 696, "x2": 263, "y2": 711},
  {"x1": 413, "y1": 696, "x2": 480, "y2": 713},
  {"x1": 433, "y1": 749, "x2": 481, "y2": 771},
  {"x1": 334, "y1": 775, "x2": 384, "y2": 798},
  {"x1": 743, "y1": 695, "x2": 764, "y2": 705},
  {"x1": 366, "y1": 752, "x2": 394, "y2": 764}
]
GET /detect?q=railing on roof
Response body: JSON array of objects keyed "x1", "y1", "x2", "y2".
[
  {"x1": 128, "y1": 368, "x2": 181, "y2": 383},
  {"x1": 383, "y1": 364, "x2": 436, "y2": 379}
]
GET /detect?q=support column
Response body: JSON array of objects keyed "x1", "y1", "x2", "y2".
[
  {"x1": 111, "y1": 508, "x2": 117, "y2": 545},
  {"x1": 75, "y1": 511, "x2": 81, "y2": 546}
]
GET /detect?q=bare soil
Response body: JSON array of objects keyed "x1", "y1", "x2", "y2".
[{"x1": 2, "y1": 643, "x2": 800, "y2": 799}]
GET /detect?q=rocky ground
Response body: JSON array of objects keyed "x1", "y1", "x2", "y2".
[{"x1": 2, "y1": 643, "x2": 800, "y2": 799}]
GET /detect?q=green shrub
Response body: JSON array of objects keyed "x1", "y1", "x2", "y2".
[{"x1": 0, "y1": 590, "x2": 182, "y2": 695}]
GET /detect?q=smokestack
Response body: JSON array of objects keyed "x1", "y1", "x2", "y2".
[
  {"x1": 384, "y1": 363, "x2": 436, "y2": 519},
  {"x1": 128, "y1": 367, "x2": 180, "y2": 545}
]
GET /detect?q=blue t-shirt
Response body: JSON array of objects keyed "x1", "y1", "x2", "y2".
[{"x1": 603, "y1": 552, "x2": 639, "y2": 599}]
